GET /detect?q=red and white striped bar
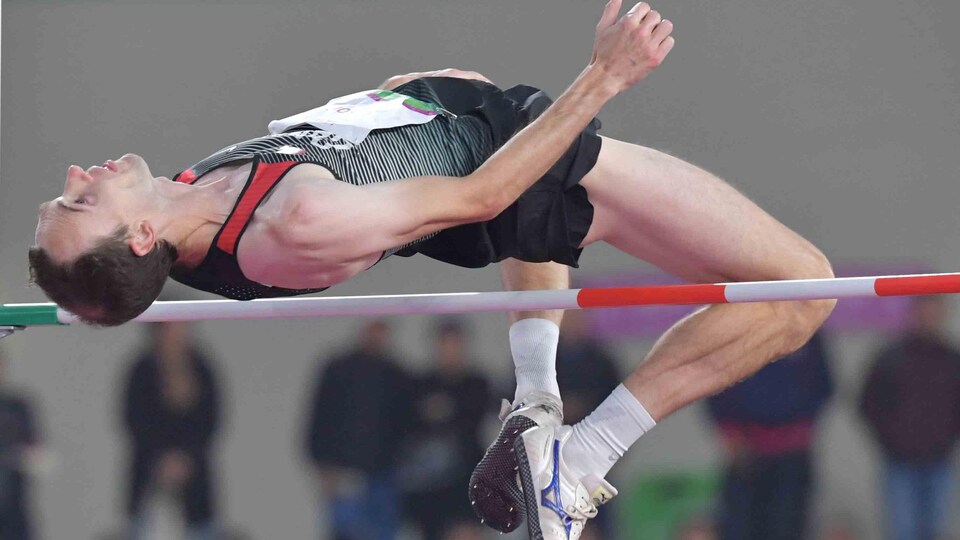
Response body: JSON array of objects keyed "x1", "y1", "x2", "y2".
[
  {"x1": 42, "y1": 271, "x2": 960, "y2": 325},
  {"x1": 576, "y1": 273, "x2": 960, "y2": 309},
  {"x1": 2, "y1": 273, "x2": 957, "y2": 329}
]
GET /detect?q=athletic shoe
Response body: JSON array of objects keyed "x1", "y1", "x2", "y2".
[
  {"x1": 468, "y1": 391, "x2": 563, "y2": 533},
  {"x1": 515, "y1": 425, "x2": 618, "y2": 540}
]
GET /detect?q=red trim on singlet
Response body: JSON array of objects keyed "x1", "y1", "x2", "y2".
[
  {"x1": 175, "y1": 169, "x2": 198, "y2": 184},
  {"x1": 216, "y1": 161, "x2": 298, "y2": 255}
]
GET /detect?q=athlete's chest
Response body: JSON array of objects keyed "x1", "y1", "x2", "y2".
[
  {"x1": 230, "y1": 164, "x2": 373, "y2": 288},
  {"x1": 190, "y1": 161, "x2": 335, "y2": 227}
]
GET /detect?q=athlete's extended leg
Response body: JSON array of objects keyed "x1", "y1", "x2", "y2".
[
  {"x1": 469, "y1": 260, "x2": 568, "y2": 532},
  {"x1": 501, "y1": 259, "x2": 567, "y2": 403},
  {"x1": 516, "y1": 137, "x2": 835, "y2": 539}
]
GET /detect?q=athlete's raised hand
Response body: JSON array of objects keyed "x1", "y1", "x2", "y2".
[{"x1": 590, "y1": 0, "x2": 675, "y2": 94}]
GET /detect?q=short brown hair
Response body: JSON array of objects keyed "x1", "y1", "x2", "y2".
[{"x1": 28, "y1": 226, "x2": 177, "y2": 326}]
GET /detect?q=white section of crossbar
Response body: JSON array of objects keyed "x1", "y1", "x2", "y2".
[
  {"x1": 723, "y1": 276, "x2": 878, "y2": 302},
  {"x1": 57, "y1": 289, "x2": 584, "y2": 324}
]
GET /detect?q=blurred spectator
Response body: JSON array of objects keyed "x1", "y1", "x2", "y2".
[
  {"x1": 556, "y1": 310, "x2": 622, "y2": 539},
  {"x1": 121, "y1": 322, "x2": 223, "y2": 540},
  {"x1": 436, "y1": 522, "x2": 483, "y2": 540},
  {"x1": 816, "y1": 515, "x2": 863, "y2": 540},
  {"x1": 859, "y1": 295, "x2": 960, "y2": 540},
  {"x1": 304, "y1": 319, "x2": 412, "y2": 540},
  {"x1": 0, "y1": 349, "x2": 45, "y2": 540},
  {"x1": 399, "y1": 318, "x2": 490, "y2": 540},
  {"x1": 818, "y1": 525, "x2": 859, "y2": 540},
  {"x1": 673, "y1": 517, "x2": 719, "y2": 540},
  {"x1": 706, "y1": 331, "x2": 834, "y2": 540},
  {"x1": 557, "y1": 310, "x2": 622, "y2": 424}
]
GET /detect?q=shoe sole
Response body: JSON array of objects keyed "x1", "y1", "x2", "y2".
[
  {"x1": 515, "y1": 433, "x2": 545, "y2": 540},
  {"x1": 468, "y1": 415, "x2": 538, "y2": 533}
]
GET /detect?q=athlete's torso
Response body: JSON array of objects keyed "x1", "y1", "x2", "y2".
[
  {"x1": 169, "y1": 98, "x2": 495, "y2": 300},
  {"x1": 167, "y1": 78, "x2": 596, "y2": 301}
]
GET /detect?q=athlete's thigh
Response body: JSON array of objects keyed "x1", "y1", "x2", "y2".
[{"x1": 580, "y1": 136, "x2": 826, "y2": 283}]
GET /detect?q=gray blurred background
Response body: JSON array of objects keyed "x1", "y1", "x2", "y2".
[{"x1": 1, "y1": 0, "x2": 959, "y2": 538}]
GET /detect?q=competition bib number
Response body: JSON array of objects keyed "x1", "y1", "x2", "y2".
[{"x1": 267, "y1": 89, "x2": 454, "y2": 144}]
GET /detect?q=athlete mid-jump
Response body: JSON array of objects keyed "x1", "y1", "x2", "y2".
[{"x1": 31, "y1": 2, "x2": 834, "y2": 537}]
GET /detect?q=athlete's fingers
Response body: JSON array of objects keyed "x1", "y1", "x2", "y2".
[
  {"x1": 659, "y1": 35, "x2": 676, "y2": 56},
  {"x1": 651, "y1": 19, "x2": 673, "y2": 43},
  {"x1": 597, "y1": 0, "x2": 624, "y2": 34},
  {"x1": 620, "y1": 2, "x2": 650, "y2": 28},
  {"x1": 638, "y1": 9, "x2": 662, "y2": 35},
  {"x1": 626, "y1": 1, "x2": 649, "y2": 16}
]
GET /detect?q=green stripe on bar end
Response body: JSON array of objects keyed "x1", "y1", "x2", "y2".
[{"x1": 0, "y1": 304, "x2": 65, "y2": 327}]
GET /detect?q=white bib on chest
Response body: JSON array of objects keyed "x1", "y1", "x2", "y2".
[{"x1": 267, "y1": 89, "x2": 450, "y2": 144}]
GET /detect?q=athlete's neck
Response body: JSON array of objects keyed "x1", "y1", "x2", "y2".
[{"x1": 150, "y1": 171, "x2": 242, "y2": 268}]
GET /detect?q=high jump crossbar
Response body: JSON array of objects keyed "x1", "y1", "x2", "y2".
[{"x1": 0, "y1": 273, "x2": 958, "y2": 336}]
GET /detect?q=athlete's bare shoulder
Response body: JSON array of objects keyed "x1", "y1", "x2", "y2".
[
  {"x1": 252, "y1": 163, "x2": 338, "y2": 224},
  {"x1": 237, "y1": 164, "x2": 383, "y2": 289}
]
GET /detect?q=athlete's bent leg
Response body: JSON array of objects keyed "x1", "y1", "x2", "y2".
[
  {"x1": 580, "y1": 136, "x2": 835, "y2": 421},
  {"x1": 513, "y1": 138, "x2": 835, "y2": 539}
]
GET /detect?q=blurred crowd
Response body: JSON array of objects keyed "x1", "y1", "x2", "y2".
[
  {"x1": 1, "y1": 295, "x2": 959, "y2": 540},
  {"x1": 696, "y1": 294, "x2": 960, "y2": 540},
  {"x1": 301, "y1": 312, "x2": 622, "y2": 540}
]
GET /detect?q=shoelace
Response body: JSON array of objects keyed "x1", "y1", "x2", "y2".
[
  {"x1": 499, "y1": 394, "x2": 564, "y2": 423},
  {"x1": 565, "y1": 491, "x2": 599, "y2": 520}
]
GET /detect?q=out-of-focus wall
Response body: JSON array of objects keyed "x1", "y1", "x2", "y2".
[{"x1": 1, "y1": 1, "x2": 958, "y2": 538}]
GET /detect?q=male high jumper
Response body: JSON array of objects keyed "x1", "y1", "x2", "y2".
[{"x1": 30, "y1": 2, "x2": 835, "y2": 538}]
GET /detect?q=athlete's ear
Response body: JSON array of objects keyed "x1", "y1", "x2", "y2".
[{"x1": 128, "y1": 221, "x2": 157, "y2": 257}]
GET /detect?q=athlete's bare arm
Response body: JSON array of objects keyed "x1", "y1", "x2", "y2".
[
  {"x1": 250, "y1": 1, "x2": 674, "y2": 290},
  {"x1": 384, "y1": 73, "x2": 568, "y2": 393}
]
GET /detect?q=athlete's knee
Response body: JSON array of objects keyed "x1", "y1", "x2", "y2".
[{"x1": 775, "y1": 244, "x2": 836, "y2": 355}]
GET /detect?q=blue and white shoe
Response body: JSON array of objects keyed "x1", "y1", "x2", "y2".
[
  {"x1": 515, "y1": 425, "x2": 618, "y2": 540},
  {"x1": 469, "y1": 391, "x2": 563, "y2": 533}
]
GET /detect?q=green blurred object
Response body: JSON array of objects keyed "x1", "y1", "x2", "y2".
[{"x1": 618, "y1": 469, "x2": 719, "y2": 540}]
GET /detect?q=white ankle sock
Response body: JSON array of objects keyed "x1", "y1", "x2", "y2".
[
  {"x1": 510, "y1": 318, "x2": 561, "y2": 403},
  {"x1": 562, "y1": 384, "x2": 656, "y2": 480}
]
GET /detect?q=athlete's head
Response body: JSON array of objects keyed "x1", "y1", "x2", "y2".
[{"x1": 30, "y1": 154, "x2": 178, "y2": 326}]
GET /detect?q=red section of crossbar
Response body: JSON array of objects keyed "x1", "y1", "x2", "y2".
[
  {"x1": 874, "y1": 273, "x2": 960, "y2": 297},
  {"x1": 576, "y1": 284, "x2": 728, "y2": 308}
]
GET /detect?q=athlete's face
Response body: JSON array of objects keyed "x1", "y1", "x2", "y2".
[{"x1": 35, "y1": 153, "x2": 158, "y2": 262}]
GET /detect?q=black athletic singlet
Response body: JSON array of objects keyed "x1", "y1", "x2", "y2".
[{"x1": 170, "y1": 78, "x2": 602, "y2": 301}]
